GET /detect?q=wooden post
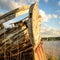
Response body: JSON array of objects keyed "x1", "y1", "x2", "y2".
[{"x1": 4, "y1": 28, "x2": 6, "y2": 60}]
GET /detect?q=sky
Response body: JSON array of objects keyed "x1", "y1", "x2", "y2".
[{"x1": 0, "y1": 0, "x2": 60, "y2": 37}]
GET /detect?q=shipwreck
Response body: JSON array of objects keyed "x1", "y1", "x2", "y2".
[{"x1": 0, "y1": 3, "x2": 47, "y2": 60}]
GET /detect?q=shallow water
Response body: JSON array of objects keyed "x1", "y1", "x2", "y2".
[{"x1": 43, "y1": 41, "x2": 60, "y2": 60}]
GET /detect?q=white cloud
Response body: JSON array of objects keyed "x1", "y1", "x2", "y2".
[
  {"x1": 44, "y1": 0, "x2": 48, "y2": 3},
  {"x1": 52, "y1": 14, "x2": 58, "y2": 18},
  {"x1": 41, "y1": 25, "x2": 60, "y2": 37},
  {"x1": 16, "y1": 0, "x2": 38, "y2": 4},
  {"x1": 58, "y1": 1, "x2": 60, "y2": 6},
  {"x1": 52, "y1": 14, "x2": 60, "y2": 18},
  {"x1": 39, "y1": 9, "x2": 60, "y2": 22},
  {"x1": 35, "y1": 9, "x2": 60, "y2": 37},
  {"x1": 39, "y1": 10, "x2": 52, "y2": 22},
  {"x1": 0, "y1": 0, "x2": 39, "y2": 11},
  {"x1": 53, "y1": 29, "x2": 60, "y2": 35},
  {"x1": 52, "y1": 29, "x2": 60, "y2": 37},
  {"x1": 0, "y1": 0, "x2": 20, "y2": 10}
]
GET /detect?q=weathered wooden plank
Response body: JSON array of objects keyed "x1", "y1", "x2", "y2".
[
  {"x1": 2, "y1": 19, "x2": 28, "y2": 48},
  {"x1": 0, "y1": 5, "x2": 30, "y2": 25},
  {"x1": 29, "y1": 3, "x2": 47, "y2": 60},
  {"x1": 0, "y1": 35, "x2": 29, "y2": 54},
  {"x1": 0, "y1": 28, "x2": 6, "y2": 36},
  {"x1": 2, "y1": 27, "x2": 27, "y2": 43},
  {"x1": 11, "y1": 46, "x2": 33, "y2": 57},
  {"x1": 0, "y1": 16, "x2": 28, "y2": 36},
  {"x1": 29, "y1": 3, "x2": 41, "y2": 47}
]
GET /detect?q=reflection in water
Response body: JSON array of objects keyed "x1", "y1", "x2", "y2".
[{"x1": 43, "y1": 41, "x2": 60, "y2": 60}]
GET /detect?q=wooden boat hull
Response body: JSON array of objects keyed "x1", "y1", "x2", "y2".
[{"x1": 0, "y1": 3, "x2": 47, "y2": 60}]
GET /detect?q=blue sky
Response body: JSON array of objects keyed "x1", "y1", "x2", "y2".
[{"x1": 0, "y1": 0, "x2": 60, "y2": 37}]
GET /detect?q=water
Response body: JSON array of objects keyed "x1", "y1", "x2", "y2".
[{"x1": 43, "y1": 41, "x2": 60, "y2": 60}]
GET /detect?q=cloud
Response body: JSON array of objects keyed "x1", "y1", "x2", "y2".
[
  {"x1": 33, "y1": 8, "x2": 60, "y2": 37},
  {"x1": 16, "y1": 0, "x2": 38, "y2": 4},
  {"x1": 39, "y1": 9, "x2": 60, "y2": 22},
  {"x1": 44, "y1": 0, "x2": 48, "y2": 3},
  {"x1": 58, "y1": 1, "x2": 60, "y2": 6},
  {"x1": 41, "y1": 25, "x2": 60, "y2": 37},
  {"x1": 53, "y1": 29, "x2": 60, "y2": 35},
  {"x1": 52, "y1": 29, "x2": 60, "y2": 37},
  {"x1": 0, "y1": 0, "x2": 39, "y2": 11},
  {"x1": 39, "y1": 10, "x2": 52, "y2": 22},
  {"x1": 52, "y1": 14, "x2": 59, "y2": 18},
  {"x1": 0, "y1": 0, "x2": 20, "y2": 11}
]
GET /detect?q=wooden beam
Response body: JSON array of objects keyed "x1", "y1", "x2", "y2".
[
  {"x1": 12, "y1": 46, "x2": 33, "y2": 57},
  {"x1": 0, "y1": 5, "x2": 30, "y2": 25},
  {"x1": 0, "y1": 16, "x2": 28, "y2": 36},
  {"x1": 29, "y1": 3, "x2": 41, "y2": 47},
  {"x1": 2, "y1": 27, "x2": 27, "y2": 43},
  {"x1": 0, "y1": 28, "x2": 6, "y2": 36}
]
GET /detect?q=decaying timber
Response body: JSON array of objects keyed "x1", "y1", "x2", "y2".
[
  {"x1": 0, "y1": 3, "x2": 47, "y2": 60},
  {"x1": 0, "y1": 5, "x2": 30, "y2": 24}
]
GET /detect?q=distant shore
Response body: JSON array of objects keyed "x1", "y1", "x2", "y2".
[{"x1": 42, "y1": 37, "x2": 60, "y2": 41}]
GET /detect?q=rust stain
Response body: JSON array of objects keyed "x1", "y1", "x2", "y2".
[{"x1": 35, "y1": 41, "x2": 47, "y2": 60}]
